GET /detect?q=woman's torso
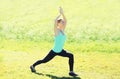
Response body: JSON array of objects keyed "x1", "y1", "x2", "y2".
[{"x1": 52, "y1": 29, "x2": 66, "y2": 53}]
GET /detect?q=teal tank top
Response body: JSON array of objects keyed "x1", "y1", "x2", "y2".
[{"x1": 52, "y1": 30, "x2": 66, "y2": 53}]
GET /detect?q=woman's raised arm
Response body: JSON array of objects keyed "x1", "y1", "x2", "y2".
[
  {"x1": 54, "y1": 14, "x2": 61, "y2": 36},
  {"x1": 59, "y1": 7, "x2": 67, "y2": 30}
]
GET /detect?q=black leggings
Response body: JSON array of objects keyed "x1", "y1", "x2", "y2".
[{"x1": 32, "y1": 49, "x2": 74, "y2": 71}]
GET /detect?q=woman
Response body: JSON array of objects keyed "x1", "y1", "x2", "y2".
[{"x1": 30, "y1": 7, "x2": 78, "y2": 76}]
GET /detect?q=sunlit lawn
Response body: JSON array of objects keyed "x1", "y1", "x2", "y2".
[
  {"x1": 0, "y1": 40, "x2": 120, "y2": 79},
  {"x1": 0, "y1": 0, "x2": 120, "y2": 79}
]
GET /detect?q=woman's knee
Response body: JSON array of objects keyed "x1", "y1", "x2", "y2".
[{"x1": 68, "y1": 53, "x2": 74, "y2": 59}]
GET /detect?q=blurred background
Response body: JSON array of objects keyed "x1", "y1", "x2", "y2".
[
  {"x1": 0, "y1": 0, "x2": 120, "y2": 79},
  {"x1": 0, "y1": 0, "x2": 119, "y2": 42}
]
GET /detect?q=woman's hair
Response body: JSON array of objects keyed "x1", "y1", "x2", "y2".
[{"x1": 57, "y1": 19, "x2": 62, "y2": 23}]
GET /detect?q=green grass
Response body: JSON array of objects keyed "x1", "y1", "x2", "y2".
[
  {"x1": 0, "y1": 39, "x2": 119, "y2": 53},
  {"x1": 0, "y1": 0, "x2": 120, "y2": 79},
  {"x1": 0, "y1": 41, "x2": 120, "y2": 79},
  {"x1": 0, "y1": 40, "x2": 120, "y2": 79},
  {"x1": 0, "y1": 0, "x2": 120, "y2": 42}
]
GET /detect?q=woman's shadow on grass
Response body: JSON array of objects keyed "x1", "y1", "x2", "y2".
[{"x1": 34, "y1": 72, "x2": 81, "y2": 79}]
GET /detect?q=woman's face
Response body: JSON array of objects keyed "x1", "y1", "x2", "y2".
[{"x1": 57, "y1": 20, "x2": 64, "y2": 29}]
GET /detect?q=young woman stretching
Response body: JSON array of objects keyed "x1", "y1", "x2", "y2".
[{"x1": 30, "y1": 7, "x2": 78, "y2": 76}]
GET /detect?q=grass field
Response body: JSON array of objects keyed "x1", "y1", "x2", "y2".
[
  {"x1": 0, "y1": 0, "x2": 120, "y2": 79},
  {"x1": 0, "y1": 40, "x2": 120, "y2": 79},
  {"x1": 0, "y1": 0, "x2": 120, "y2": 42}
]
